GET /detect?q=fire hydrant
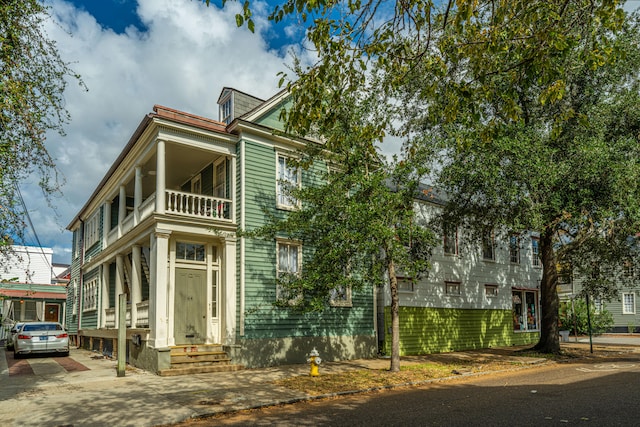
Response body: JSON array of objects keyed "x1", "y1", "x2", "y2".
[{"x1": 307, "y1": 347, "x2": 322, "y2": 377}]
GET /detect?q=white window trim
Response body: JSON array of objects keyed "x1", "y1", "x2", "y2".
[
  {"x1": 276, "y1": 153, "x2": 301, "y2": 209},
  {"x1": 443, "y1": 225, "x2": 458, "y2": 256},
  {"x1": 276, "y1": 239, "x2": 302, "y2": 302},
  {"x1": 509, "y1": 235, "x2": 520, "y2": 264},
  {"x1": 531, "y1": 237, "x2": 541, "y2": 267},
  {"x1": 84, "y1": 211, "x2": 100, "y2": 250},
  {"x1": 330, "y1": 285, "x2": 353, "y2": 307},
  {"x1": 512, "y1": 289, "x2": 539, "y2": 332},
  {"x1": 175, "y1": 241, "x2": 207, "y2": 264},
  {"x1": 191, "y1": 174, "x2": 202, "y2": 194},
  {"x1": 622, "y1": 292, "x2": 636, "y2": 314},
  {"x1": 83, "y1": 277, "x2": 98, "y2": 312},
  {"x1": 214, "y1": 158, "x2": 227, "y2": 198},
  {"x1": 220, "y1": 95, "x2": 233, "y2": 124}
]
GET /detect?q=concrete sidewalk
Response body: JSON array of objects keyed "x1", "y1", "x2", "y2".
[{"x1": 1, "y1": 336, "x2": 638, "y2": 427}]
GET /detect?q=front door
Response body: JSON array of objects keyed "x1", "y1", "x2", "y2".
[
  {"x1": 174, "y1": 268, "x2": 207, "y2": 345},
  {"x1": 45, "y1": 304, "x2": 59, "y2": 322}
]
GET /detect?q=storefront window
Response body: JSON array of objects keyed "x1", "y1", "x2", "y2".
[{"x1": 513, "y1": 289, "x2": 539, "y2": 331}]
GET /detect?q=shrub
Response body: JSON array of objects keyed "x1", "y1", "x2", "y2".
[{"x1": 559, "y1": 299, "x2": 613, "y2": 335}]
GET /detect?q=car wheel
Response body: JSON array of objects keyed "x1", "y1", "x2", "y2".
[
  {"x1": 61, "y1": 351, "x2": 69, "y2": 357},
  {"x1": 13, "y1": 350, "x2": 21, "y2": 359}
]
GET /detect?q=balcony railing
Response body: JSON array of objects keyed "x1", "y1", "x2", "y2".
[
  {"x1": 104, "y1": 305, "x2": 132, "y2": 328},
  {"x1": 136, "y1": 300, "x2": 149, "y2": 328},
  {"x1": 166, "y1": 190, "x2": 232, "y2": 221}
]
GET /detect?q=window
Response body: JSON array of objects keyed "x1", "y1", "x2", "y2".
[
  {"x1": 485, "y1": 284, "x2": 498, "y2": 298},
  {"x1": 445, "y1": 281, "x2": 461, "y2": 296},
  {"x1": 191, "y1": 174, "x2": 202, "y2": 194},
  {"x1": 512, "y1": 289, "x2": 539, "y2": 331},
  {"x1": 509, "y1": 234, "x2": 520, "y2": 264},
  {"x1": 276, "y1": 240, "x2": 301, "y2": 301},
  {"x1": 397, "y1": 276, "x2": 415, "y2": 292},
  {"x1": 330, "y1": 285, "x2": 352, "y2": 307},
  {"x1": 557, "y1": 262, "x2": 572, "y2": 285},
  {"x1": 482, "y1": 229, "x2": 495, "y2": 261},
  {"x1": 73, "y1": 229, "x2": 82, "y2": 259},
  {"x1": 220, "y1": 97, "x2": 232, "y2": 124},
  {"x1": 72, "y1": 278, "x2": 78, "y2": 315},
  {"x1": 277, "y1": 154, "x2": 300, "y2": 208},
  {"x1": 84, "y1": 211, "x2": 101, "y2": 249},
  {"x1": 531, "y1": 237, "x2": 541, "y2": 267},
  {"x1": 593, "y1": 297, "x2": 603, "y2": 314},
  {"x1": 623, "y1": 293, "x2": 636, "y2": 314},
  {"x1": 214, "y1": 160, "x2": 227, "y2": 198},
  {"x1": 83, "y1": 277, "x2": 98, "y2": 312},
  {"x1": 623, "y1": 260, "x2": 635, "y2": 278},
  {"x1": 211, "y1": 270, "x2": 218, "y2": 318},
  {"x1": 443, "y1": 223, "x2": 458, "y2": 255},
  {"x1": 23, "y1": 301, "x2": 37, "y2": 321},
  {"x1": 176, "y1": 242, "x2": 205, "y2": 262}
]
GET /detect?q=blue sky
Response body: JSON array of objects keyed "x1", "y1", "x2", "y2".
[{"x1": 15, "y1": 0, "x2": 640, "y2": 265}]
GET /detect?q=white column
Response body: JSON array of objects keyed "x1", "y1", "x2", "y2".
[
  {"x1": 149, "y1": 229, "x2": 170, "y2": 348},
  {"x1": 131, "y1": 245, "x2": 142, "y2": 328},
  {"x1": 118, "y1": 185, "x2": 126, "y2": 237},
  {"x1": 224, "y1": 236, "x2": 237, "y2": 345},
  {"x1": 155, "y1": 140, "x2": 166, "y2": 214},
  {"x1": 115, "y1": 255, "x2": 124, "y2": 327},
  {"x1": 101, "y1": 263, "x2": 110, "y2": 328},
  {"x1": 134, "y1": 166, "x2": 142, "y2": 225}
]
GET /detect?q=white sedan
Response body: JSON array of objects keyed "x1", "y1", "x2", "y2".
[{"x1": 14, "y1": 322, "x2": 69, "y2": 358}]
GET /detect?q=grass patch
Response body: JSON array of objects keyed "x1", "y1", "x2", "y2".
[{"x1": 274, "y1": 360, "x2": 526, "y2": 396}]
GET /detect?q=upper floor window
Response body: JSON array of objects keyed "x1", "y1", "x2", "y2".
[
  {"x1": 509, "y1": 234, "x2": 520, "y2": 264},
  {"x1": 277, "y1": 154, "x2": 300, "y2": 208},
  {"x1": 84, "y1": 211, "x2": 101, "y2": 249},
  {"x1": 176, "y1": 242, "x2": 205, "y2": 262},
  {"x1": 443, "y1": 223, "x2": 458, "y2": 255},
  {"x1": 623, "y1": 259, "x2": 635, "y2": 278},
  {"x1": 214, "y1": 160, "x2": 227, "y2": 198},
  {"x1": 73, "y1": 229, "x2": 82, "y2": 260},
  {"x1": 531, "y1": 237, "x2": 541, "y2": 267},
  {"x1": 220, "y1": 97, "x2": 232, "y2": 124},
  {"x1": 482, "y1": 229, "x2": 495, "y2": 261}
]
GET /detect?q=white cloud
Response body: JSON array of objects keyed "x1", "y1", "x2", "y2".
[{"x1": 22, "y1": 0, "x2": 296, "y2": 263}]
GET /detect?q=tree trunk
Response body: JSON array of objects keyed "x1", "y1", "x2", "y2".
[
  {"x1": 533, "y1": 229, "x2": 561, "y2": 353},
  {"x1": 387, "y1": 259, "x2": 401, "y2": 372}
]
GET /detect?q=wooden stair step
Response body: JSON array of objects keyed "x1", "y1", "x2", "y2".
[{"x1": 158, "y1": 364, "x2": 244, "y2": 376}]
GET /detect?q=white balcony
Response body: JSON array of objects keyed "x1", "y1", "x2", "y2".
[{"x1": 165, "y1": 190, "x2": 232, "y2": 222}]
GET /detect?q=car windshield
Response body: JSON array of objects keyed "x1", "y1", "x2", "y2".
[{"x1": 22, "y1": 323, "x2": 62, "y2": 332}]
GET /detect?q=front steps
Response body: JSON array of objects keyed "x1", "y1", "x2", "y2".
[{"x1": 158, "y1": 344, "x2": 244, "y2": 376}]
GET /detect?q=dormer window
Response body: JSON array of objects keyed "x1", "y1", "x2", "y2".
[{"x1": 220, "y1": 97, "x2": 233, "y2": 124}]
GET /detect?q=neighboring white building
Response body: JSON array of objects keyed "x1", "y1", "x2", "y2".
[{"x1": 0, "y1": 245, "x2": 55, "y2": 284}]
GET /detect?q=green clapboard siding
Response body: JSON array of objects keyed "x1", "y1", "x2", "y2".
[
  {"x1": 240, "y1": 139, "x2": 375, "y2": 341},
  {"x1": 383, "y1": 306, "x2": 539, "y2": 355}
]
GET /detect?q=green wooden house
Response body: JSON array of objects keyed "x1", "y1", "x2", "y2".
[{"x1": 65, "y1": 88, "x2": 377, "y2": 374}]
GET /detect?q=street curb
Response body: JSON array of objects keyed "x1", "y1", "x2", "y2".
[{"x1": 188, "y1": 358, "x2": 554, "y2": 421}]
